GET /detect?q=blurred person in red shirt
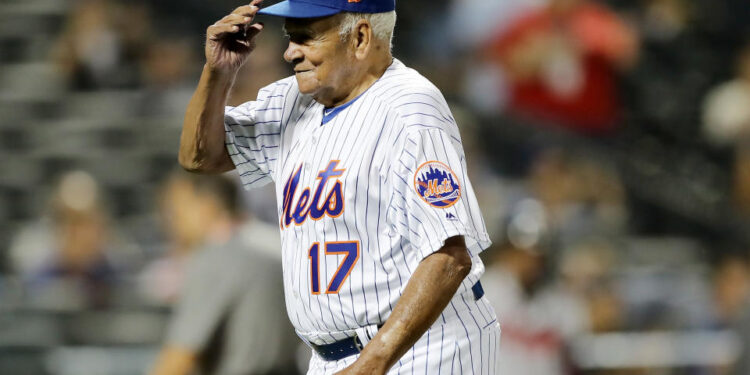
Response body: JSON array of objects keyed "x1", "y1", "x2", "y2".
[{"x1": 486, "y1": 0, "x2": 639, "y2": 133}]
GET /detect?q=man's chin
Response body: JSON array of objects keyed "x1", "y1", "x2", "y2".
[{"x1": 294, "y1": 77, "x2": 317, "y2": 95}]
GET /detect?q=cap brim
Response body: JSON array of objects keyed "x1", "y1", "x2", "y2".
[{"x1": 257, "y1": 1, "x2": 341, "y2": 18}]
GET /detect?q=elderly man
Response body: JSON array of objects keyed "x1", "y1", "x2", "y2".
[{"x1": 178, "y1": 0, "x2": 499, "y2": 374}]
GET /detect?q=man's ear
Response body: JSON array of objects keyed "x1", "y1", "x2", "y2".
[{"x1": 352, "y1": 19, "x2": 372, "y2": 60}]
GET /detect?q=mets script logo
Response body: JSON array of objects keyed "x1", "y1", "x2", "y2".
[
  {"x1": 414, "y1": 161, "x2": 461, "y2": 208},
  {"x1": 281, "y1": 160, "x2": 345, "y2": 229}
]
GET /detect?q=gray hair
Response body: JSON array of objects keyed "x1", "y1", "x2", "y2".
[{"x1": 338, "y1": 11, "x2": 396, "y2": 49}]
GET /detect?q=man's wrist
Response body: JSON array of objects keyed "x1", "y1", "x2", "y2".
[
  {"x1": 355, "y1": 336, "x2": 396, "y2": 373},
  {"x1": 203, "y1": 64, "x2": 237, "y2": 86},
  {"x1": 350, "y1": 352, "x2": 389, "y2": 375}
]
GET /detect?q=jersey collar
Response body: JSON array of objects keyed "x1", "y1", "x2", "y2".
[{"x1": 320, "y1": 59, "x2": 401, "y2": 126}]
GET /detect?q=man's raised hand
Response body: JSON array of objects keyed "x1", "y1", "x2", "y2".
[{"x1": 205, "y1": 0, "x2": 264, "y2": 74}]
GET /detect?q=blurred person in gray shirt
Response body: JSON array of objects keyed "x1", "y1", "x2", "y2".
[{"x1": 149, "y1": 171, "x2": 295, "y2": 375}]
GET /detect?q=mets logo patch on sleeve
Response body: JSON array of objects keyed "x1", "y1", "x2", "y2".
[{"x1": 414, "y1": 161, "x2": 461, "y2": 208}]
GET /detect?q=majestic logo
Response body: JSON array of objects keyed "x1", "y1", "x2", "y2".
[
  {"x1": 414, "y1": 161, "x2": 461, "y2": 208},
  {"x1": 281, "y1": 160, "x2": 345, "y2": 228}
]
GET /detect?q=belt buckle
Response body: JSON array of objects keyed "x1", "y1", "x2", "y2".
[{"x1": 353, "y1": 335, "x2": 364, "y2": 352}]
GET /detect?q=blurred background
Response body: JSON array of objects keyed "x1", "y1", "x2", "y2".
[{"x1": 1, "y1": 0, "x2": 750, "y2": 374}]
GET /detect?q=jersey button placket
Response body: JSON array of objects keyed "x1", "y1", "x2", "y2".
[{"x1": 304, "y1": 130, "x2": 319, "y2": 171}]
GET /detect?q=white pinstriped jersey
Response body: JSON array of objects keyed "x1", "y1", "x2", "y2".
[{"x1": 224, "y1": 59, "x2": 492, "y2": 346}]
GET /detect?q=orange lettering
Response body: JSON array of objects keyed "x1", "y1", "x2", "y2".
[
  {"x1": 441, "y1": 178, "x2": 453, "y2": 194},
  {"x1": 426, "y1": 180, "x2": 438, "y2": 197}
]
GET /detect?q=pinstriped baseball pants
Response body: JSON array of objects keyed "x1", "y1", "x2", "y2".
[{"x1": 307, "y1": 295, "x2": 501, "y2": 375}]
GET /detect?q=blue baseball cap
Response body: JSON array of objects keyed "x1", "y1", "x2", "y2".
[{"x1": 257, "y1": 0, "x2": 395, "y2": 19}]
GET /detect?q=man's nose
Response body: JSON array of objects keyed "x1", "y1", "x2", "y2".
[{"x1": 283, "y1": 42, "x2": 303, "y2": 64}]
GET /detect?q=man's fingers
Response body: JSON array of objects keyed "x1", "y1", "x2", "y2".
[
  {"x1": 247, "y1": 22, "x2": 265, "y2": 35},
  {"x1": 208, "y1": 13, "x2": 257, "y2": 38},
  {"x1": 244, "y1": 22, "x2": 264, "y2": 39},
  {"x1": 208, "y1": 1, "x2": 263, "y2": 41},
  {"x1": 208, "y1": 22, "x2": 263, "y2": 43},
  {"x1": 231, "y1": 2, "x2": 262, "y2": 17},
  {"x1": 218, "y1": 13, "x2": 253, "y2": 27},
  {"x1": 208, "y1": 24, "x2": 242, "y2": 40}
]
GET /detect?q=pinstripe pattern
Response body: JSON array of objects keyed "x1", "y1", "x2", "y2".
[
  {"x1": 306, "y1": 296, "x2": 501, "y2": 375},
  {"x1": 224, "y1": 59, "x2": 498, "y2": 373}
]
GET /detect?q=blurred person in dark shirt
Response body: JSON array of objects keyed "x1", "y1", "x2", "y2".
[
  {"x1": 52, "y1": 0, "x2": 153, "y2": 90},
  {"x1": 141, "y1": 38, "x2": 197, "y2": 92},
  {"x1": 148, "y1": 171, "x2": 293, "y2": 375},
  {"x1": 485, "y1": 0, "x2": 639, "y2": 133},
  {"x1": 500, "y1": 148, "x2": 627, "y2": 250},
  {"x1": 138, "y1": 35, "x2": 202, "y2": 116},
  {"x1": 8, "y1": 171, "x2": 135, "y2": 308}
]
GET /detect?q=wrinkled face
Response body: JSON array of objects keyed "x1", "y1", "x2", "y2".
[{"x1": 283, "y1": 15, "x2": 354, "y2": 102}]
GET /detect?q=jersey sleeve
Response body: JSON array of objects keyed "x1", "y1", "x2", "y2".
[
  {"x1": 387, "y1": 126, "x2": 492, "y2": 260},
  {"x1": 224, "y1": 80, "x2": 290, "y2": 189}
]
